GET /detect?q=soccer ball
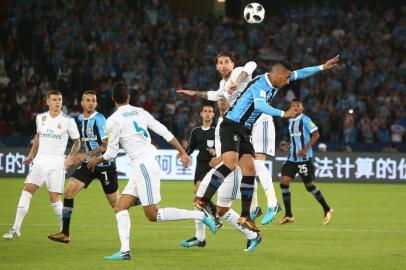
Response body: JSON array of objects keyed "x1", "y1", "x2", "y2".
[{"x1": 243, "y1": 3, "x2": 265, "y2": 24}]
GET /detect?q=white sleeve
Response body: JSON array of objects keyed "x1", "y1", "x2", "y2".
[
  {"x1": 242, "y1": 61, "x2": 257, "y2": 76},
  {"x1": 144, "y1": 110, "x2": 175, "y2": 142},
  {"x1": 68, "y1": 118, "x2": 80, "y2": 140},
  {"x1": 102, "y1": 119, "x2": 120, "y2": 160},
  {"x1": 207, "y1": 90, "x2": 219, "y2": 101}
]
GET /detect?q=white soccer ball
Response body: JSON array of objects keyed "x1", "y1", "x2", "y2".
[{"x1": 244, "y1": 3, "x2": 265, "y2": 24}]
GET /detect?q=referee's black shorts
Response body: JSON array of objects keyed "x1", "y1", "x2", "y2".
[
  {"x1": 71, "y1": 164, "x2": 119, "y2": 194},
  {"x1": 194, "y1": 161, "x2": 211, "y2": 185},
  {"x1": 220, "y1": 118, "x2": 255, "y2": 157}
]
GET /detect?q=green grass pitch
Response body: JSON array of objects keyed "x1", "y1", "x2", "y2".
[{"x1": 0, "y1": 178, "x2": 405, "y2": 270}]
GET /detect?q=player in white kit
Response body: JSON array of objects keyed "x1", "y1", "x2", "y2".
[
  {"x1": 3, "y1": 90, "x2": 81, "y2": 240},
  {"x1": 180, "y1": 94, "x2": 261, "y2": 252},
  {"x1": 87, "y1": 82, "x2": 217, "y2": 260}
]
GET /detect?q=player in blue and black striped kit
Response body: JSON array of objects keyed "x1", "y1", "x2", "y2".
[
  {"x1": 194, "y1": 61, "x2": 297, "y2": 241},
  {"x1": 279, "y1": 99, "x2": 333, "y2": 225}
]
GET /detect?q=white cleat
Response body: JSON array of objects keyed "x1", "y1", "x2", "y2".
[{"x1": 3, "y1": 229, "x2": 21, "y2": 240}]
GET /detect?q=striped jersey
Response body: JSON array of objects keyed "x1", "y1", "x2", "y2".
[
  {"x1": 287, "y1": 114, "x2": 318, "y2": 162},
  {"x1": 225, "y1": 74, "x2": 280, "y2": 129},
  {"x1": 77, "y1": 111, "x2": 113, "y2": 167}
]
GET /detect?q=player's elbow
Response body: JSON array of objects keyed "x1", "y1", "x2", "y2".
[{"x1": 312, "y1": 131, "x2": 320, "y2": 140}]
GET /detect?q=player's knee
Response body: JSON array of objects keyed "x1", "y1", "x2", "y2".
[
  {"x1": 49, "y1": 193, "x2": 60, "y2": 203},
  {"x1": 23, "y1": 184, "x2": 37, "y2": 194},
  {"x1": 305, "y1": 183, "x2": 316, "y2": 192},
  {"x1": 145, "y1": 211, "x2": 158, "y2": 222}
]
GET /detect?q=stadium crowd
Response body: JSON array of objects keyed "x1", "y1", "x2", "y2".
[{"x1": 0, "y1": 0, "x2": 405, "y2": 146}]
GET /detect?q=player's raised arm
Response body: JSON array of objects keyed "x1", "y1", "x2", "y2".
[
  {"x1": 23, "y1": 134, "x2": 39, "y2": 165},
  {"x1": 290, "y1": 55, "x2": 340, "y2": 81},
  {"x1": 227, "y1": 61, "x2": 257, "y2": 93}
]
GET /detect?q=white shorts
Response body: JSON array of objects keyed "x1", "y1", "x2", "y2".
[
  {"x1": 196, "y1": 163, "x2": 241, "y2": 208},
  {"x1": 122, "y1": 158, "x2": 161, "y2": 206},
  {"x1": 252, "y1": 115, "x2": 275, "y2": 156},
  {"x1": 25, "y1": 164, "x2": 65, "y2": 194}
]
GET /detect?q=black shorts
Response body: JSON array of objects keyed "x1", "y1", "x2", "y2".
[
  {"x1": 71, "y1": 164, "x2": 119, "y2": 194},
  {"x1": 220, "y1": 118, "x2": 255, "y2": 157},
  {"x1": 281, "y1": 160, "x2": 315, "y2": 183},
  {"x1": 194, "y1": 161, "x2": 211, "y2": 185}
]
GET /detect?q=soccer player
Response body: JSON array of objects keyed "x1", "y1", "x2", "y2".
[
  {"x1": 181, "y1": 94, "x2": 261, "y2": 252},
  {"x1": 3, "y1": 90, "x2": 80, "y2": 240},
  {"x1": 87, "y1": 82, "x2": 216, "y2": 260},
  {"x1": 178, "y1": 53, "x2": 340, "y2": 226},
  {"x1": 47, "y1": 90, "x2": 119, "y2": 243},
  {"x1": 278, "y1": 99, "x2": 333, "y2": 225}
]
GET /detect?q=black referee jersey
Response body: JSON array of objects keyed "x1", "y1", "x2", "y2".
[{"x1": 186, "y1": 126, "x2": 215, "y2": 161}]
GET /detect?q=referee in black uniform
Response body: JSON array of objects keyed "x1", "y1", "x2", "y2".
[{"x1": 186, "y1": 102, "x2": 216, "y2": 192}]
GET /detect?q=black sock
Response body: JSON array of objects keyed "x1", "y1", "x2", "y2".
[
  {"x1": 306, "y1": 185, "x2": 330, "y2": 213},
  {"x1": 62, "y1": 198, "x2": 74, "y2": 236},
  {"x1": 202, "y1": 164, "x2": 232, "y2": 202},
  {"x1": 207, "y1": 200, "x2": 217, "y2": 216},
  {"x1": 240, "y1": 176, "x2": 256, "y2": 218},
  {"x1": 280, "y1": 184, "x2": 292, "y2": 217}
]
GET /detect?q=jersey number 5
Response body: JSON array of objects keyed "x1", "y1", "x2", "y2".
[{"x1": 133, "y1": 121, "x2": 149, "y2": 138}]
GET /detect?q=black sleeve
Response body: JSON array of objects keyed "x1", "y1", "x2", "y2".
[{"x1": 186, "y1": 128, "x2": 197, "y2": 155}]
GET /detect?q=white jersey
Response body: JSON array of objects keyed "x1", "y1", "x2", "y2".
[
  {"x1": 34, "y1": 111, "x2": 80, "y2": 169},
  {"x1": 215, "y1": 117, "x2": 223, "y2": 157},
  {"x1": 103, "y1": 104, "x2": 174, "y2": 162},
  {"x1": 207, "y1": 61, "x2": 257, "y2": 106}
]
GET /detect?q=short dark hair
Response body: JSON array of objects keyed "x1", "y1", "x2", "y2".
[
  {"x1": 47, "y1": 90, "x2": 62, "y2": 98},
  {"x1": 216, "y1": 51, "x2": 235, "y2": 63},
  {"x1": 112, "y1": 82, "x2": 129, "y2": 103},
  {"x1": 274, "y1": 60, "x2": 292, "y2": 71},
  {"x1": 82, "y1": 90, "x2": 96, "y2": 99},
  {"x1": 291, "y1": 98, "x2": 302, "y2": 103},
  {"x1": 201, "y1": 101, "x2": 215, "y2": 110}
]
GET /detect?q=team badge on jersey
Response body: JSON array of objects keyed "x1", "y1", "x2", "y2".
[
  {"x1": 57, "y1": 123, "x2": 62, "y2": 129},
  {"x1": 207, "y1": 140, "x2": 214, "y2": 148},
  {"x1": 260, "y1": 90, "x2": 266, "y2": 98},
  {"x1": 42, "y1": 115, "x2": 47, "y2": 122},
  {"x1": 233, "y1": 135, "x2": 238, "y2": 142}
]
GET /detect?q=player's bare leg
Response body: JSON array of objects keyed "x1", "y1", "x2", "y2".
[
  {"x1": 105, "y1": 191, "x2": 119, "y2": 208},
  {"x1": 3, "y1": 183, "x2": 38, "y2": 240},
  {"x1": 278, "y1": 176, "x2": 295, "y2": 224},
  {"x1": 48, "y1": 178, "x2": 84, "y2": 243}
]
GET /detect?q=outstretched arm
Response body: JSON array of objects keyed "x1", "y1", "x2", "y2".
[
  {"x1": 291, "y1": 55, "x2": 340, "y2": 81},
  {"x1": 176, "y1": 89, "x2": 219, "y2": 101}
]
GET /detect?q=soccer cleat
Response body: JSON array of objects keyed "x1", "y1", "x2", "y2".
[
  {"x1": 214, "y1": 215, "x2": 224, "y2": 229},
  {"x1": 277, "y1": 216, "x2": 295, "y2": 225},
  {"x1": 47, "y1": 232, "x2": 70, "y2": 243},
  {"x1": 322, "y1": 208, "x2": 334, "y2": 225},
  {"x1": 194, "y1": 199, "x2": 215, "y2": 220},
  {"x1": 3, "y1": 229, "x2": 21, "y2": 240},
  {"x1": 237, "y1": 216, "x2": 260, "y2": 233},
  {"x1": 201, "y1": 215, "x2": 217, "y2": 234},
  {"x1": 244, "y1": 233, "x2": 262, "y2": 252},
  {"x1": 250, "y1": 206, "x2": 263, "y2": 221},
  {"x1": 180, "y1": 237, "x2": 206, "y2": 248},
  {"x1": 104, "y1": 251, "x2": 132, "y2": 260},
  {"x1": 261, "y1": 202, "x2": 282, "y2": 225}
]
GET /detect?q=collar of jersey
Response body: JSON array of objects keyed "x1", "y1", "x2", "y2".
[
  {"x1": 201, "y1": 126, "x2": 211, "y2": 131},
  {"x1": 264, "y1": 73, "x2": 273, "y2": 88},
  {"x1": 292, "y1": 114, "x2": 304, "y2": 121},
  {"x1": 47, "y1": 111, "x2": 62, "y2": 119},
  {"x1": 117, "y1": 104, "x2": 131, "y2": 111},
  {"x1": 82, "y1": 111, "x2": 97, "y2": 120}
]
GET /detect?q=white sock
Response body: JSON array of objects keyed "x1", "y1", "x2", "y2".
[
  {"x1": 13, "y1": 191, "x2": 32, "y2": 232},
  {"x1": 250, "y1": 181, "x2": 259, "y2": 212},
  {"x1": 222, "y1": 209, "x2": 257, "y2": 240},
  {"x1": 194, "y1": 219, "x2": 206, "y2": 241},
  {"x1": 116, "y1": 210, "x2": 131, "y2": 253},
  {"x1": 51, "y1": 200, "x2": 63, "y2": 231},
  {"x1": 157, "y1": 208, "x2": 204, "y2": 222},
  {"x1": 255, "y1": 160, "x2": 278, "y2": 208}
]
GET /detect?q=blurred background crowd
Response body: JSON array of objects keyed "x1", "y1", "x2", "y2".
[{"x1": 0, "y1": 0, "x2": 405, "y2": 150}]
